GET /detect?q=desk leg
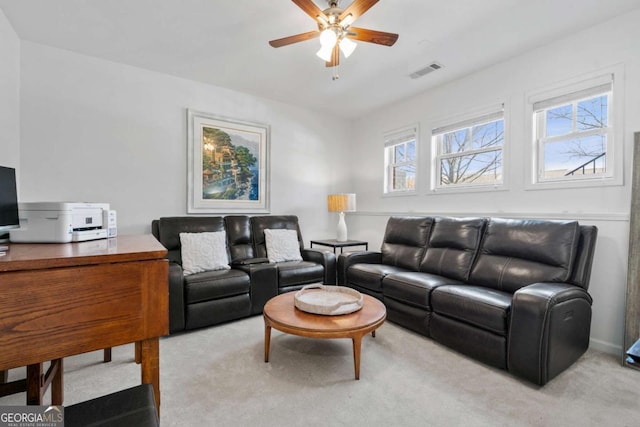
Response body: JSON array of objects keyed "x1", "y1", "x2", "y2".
[
  {"x1": 26, "y1": 364, "x2": 42, "y2": 405},
  {"x1": 140, "y1": 338, "x2": 160, "y2": 416},
  {"x1": 52, "y1": 359, "x2": 63, "y2": 405}
]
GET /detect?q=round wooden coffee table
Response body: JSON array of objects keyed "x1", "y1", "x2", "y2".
[{"x1": 263, "y1": 292, "x2": 386, "y2": 380}]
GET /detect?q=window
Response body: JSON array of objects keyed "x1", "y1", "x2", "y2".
[
  {"x1": 533, "y1": 77, "x2": 612, "y2": 183},
  {"x1": 383, "y1": 126, "x2": 417, "y2": 194},
  {"x1": 432, "y1": 109, "x2": 504, "y2": 189}
]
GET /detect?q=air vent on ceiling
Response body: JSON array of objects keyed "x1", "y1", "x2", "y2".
[{"x1": 409, "y1": 62, "x2": 444, "y2": 79}]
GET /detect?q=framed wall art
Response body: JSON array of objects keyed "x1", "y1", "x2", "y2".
[{"x1": 187, "y1": 109, "x2": 270, "y2": 213}]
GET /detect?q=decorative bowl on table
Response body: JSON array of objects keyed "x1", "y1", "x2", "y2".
[{"x1": 294, "y1": 284, "x2": 363, "y2": 315}]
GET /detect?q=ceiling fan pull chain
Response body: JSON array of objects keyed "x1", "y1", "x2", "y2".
[{"x1": 332, "y1": 65, "x2": 339, "y2": 81}]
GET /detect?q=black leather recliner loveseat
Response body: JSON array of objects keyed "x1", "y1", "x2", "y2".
[
  {"x1": 338, "y1": 216, "x2": 598, "y2": 385},
  {"x1": 152, "y1": 215, "x2": 336, "y2": 333}
]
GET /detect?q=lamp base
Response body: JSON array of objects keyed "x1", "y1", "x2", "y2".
[{"x1": 336, "y1": 212, "x2": 348, "y2": 242}]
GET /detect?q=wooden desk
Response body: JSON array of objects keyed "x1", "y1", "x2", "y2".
[{"x1": 0, "y1": 235, "x2": 168, "y2": 413}]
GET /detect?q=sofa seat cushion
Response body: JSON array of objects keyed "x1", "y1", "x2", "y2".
[
  {"x1": 383, "y1": 272, "x2": 464, "y2": 310},
  {"x1": 277, "y1": 260, "x2": 324, "y2": 287},
  {"x1": 348, "y1": 264, "x2": 410, "y2": 293},
  {"x1": 184, "y1": 269, "x2": 250, "y2": 304},
  {"x1": 431, "y1": 285, "x2": 512, "y2": 335}
]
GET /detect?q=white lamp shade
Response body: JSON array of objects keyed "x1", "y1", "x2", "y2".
[
  {"x1": 339, "y1": 37, "x2": 357, "y2": 58},
  {"x1": 316, "y1": 45, "x2": 334, "y2": 62},
  {"x1": 319, "y1": 29, "x2": 338, "y2": 47}
]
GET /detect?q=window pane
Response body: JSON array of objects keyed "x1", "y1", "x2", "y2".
[
  {"x1": 406, "y1": 140, "x2": 416, "y2": 161},
  {"x1": 546, "y1": 104, "x2": 573, "y2": 137},
  {"x1": 577, "y1": 95, "x2": 608, "y2": 130},
  {"x1": 542, "y1": 135, "x2": 607, "y2": 179},
  {"x1": 394, "y1": 144, "x2": 405, "y2": 162},
  {"x1": 442, "y1": 129, "x2": 469, "y2": 154},
  {"x1": 472, "y1": 120, "x2": 504, "y2": 149},
  {"x1": 392, "y1": 165, "x2": 416, "y2": 190},
  {"x1": 440, "y1": 150, "x2": 502, "y2": 186}
]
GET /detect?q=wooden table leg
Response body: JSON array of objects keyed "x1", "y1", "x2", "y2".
[
  {"x1": 27, "y1": 363, "x2": 43, "y2": 405},
  {"x1": 51, "y1": 359, "x2": 63, "y2": 405},
  {"x1": 264, "y1": 324, "x2": 272, "y2": 363},
  {"x1": 352, "y1": 336, "x2": 363, "y2": 380},
  {"x1": 140, "y1": 338, "x2": 160, "y2": 417}
]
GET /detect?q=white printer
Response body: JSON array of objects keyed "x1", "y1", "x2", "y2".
[{"x1": 9, "y1": 202, "x2": 116, "y2": 243}]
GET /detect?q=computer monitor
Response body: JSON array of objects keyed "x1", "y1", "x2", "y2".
[{"x1": 0, "y1": 166, "x2": 19, "y2": 243}]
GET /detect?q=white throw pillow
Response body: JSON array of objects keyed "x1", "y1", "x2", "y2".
[
  {"x1": 264, "y1": 229, "x2": 303, "y2": 262},
  {"x1": 179, "y1": 231, "x2": 230, "y2": 276}
]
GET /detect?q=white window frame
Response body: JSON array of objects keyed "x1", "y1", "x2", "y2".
[
  {"x1": 430, "y1": 105, "x2": 506, "y2": 193},
  {"x1": 383, "y1": 125, "x2": 418, "y2": 196},
  {"x1": 526, "y1": 67, "x2": 624, "y2": 190}
]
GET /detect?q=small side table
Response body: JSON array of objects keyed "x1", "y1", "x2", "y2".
[{"x1": 310, "y1": 239, "x2": 369, "y2": 254}]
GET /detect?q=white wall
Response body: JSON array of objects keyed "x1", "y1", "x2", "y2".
[
  {"x1": 18, "y1": 42, "x2": 352, "y2": 239},
  {"x1": 0, "y1": 9, "x2": 20, "y2": 170},
  {"x1": 349, "y1": 10, "x2": 640, "y2": 354}
]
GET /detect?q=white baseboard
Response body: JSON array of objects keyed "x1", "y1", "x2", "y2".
[{"x1": 590, "y1": 338, "x2": 622, "y2": 356}]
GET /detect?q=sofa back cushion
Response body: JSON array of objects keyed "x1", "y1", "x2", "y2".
[
  {"x1": 419, "y1": 217, "x2": 486, "y2": 281},
  {"x1": 224, "y1": 216, "x2": 254, "y2": 262},
  {"x1": 469, "y1": 218, "x2": 580, "y2": 293},
  {"x1": 381, "y1": 217, "x2": 433, "y2": 271},
  {"x1": 250, "y1": 215, "x2": 303, "y2": 259},
  {"x1": 157, "y1": 216, "x2": 226, "y2": 265}
]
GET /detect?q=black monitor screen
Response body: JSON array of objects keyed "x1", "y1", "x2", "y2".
[{"x1": 0, "y1": 166, "x2": 19, "y2": 230}]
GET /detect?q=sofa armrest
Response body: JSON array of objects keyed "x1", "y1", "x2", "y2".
[
  {"x1": 508, "y1": 282, "x2": 593, "y2": 385},
  {"x1": 234, "y1": 263, "x2": 278, "y2": 315},
  {"x1": 301, "y1": 248, "x2": 337, "y2": 285},
  {"x1": 337, "y1": 251, "x2": 383, "y2": 285},
  {"x1": 168, "y1": 262, "x2": 186, "y2": 333}
]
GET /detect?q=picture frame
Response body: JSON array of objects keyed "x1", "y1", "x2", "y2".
[{"x1": 187, "y1": 109, "x2": 270, "y2": 213}]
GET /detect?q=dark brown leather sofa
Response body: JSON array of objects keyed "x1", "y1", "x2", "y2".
[
  {"x1": 152, "y1": 215, "x2": 336, "y2": 333},
  {"x1": 338, "y1": 216, "x2": 598, "y2": 385}
]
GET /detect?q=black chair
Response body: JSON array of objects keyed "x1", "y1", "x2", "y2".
[{"x1": 65, "y1": 384, "x2": 158, "y2": 427}]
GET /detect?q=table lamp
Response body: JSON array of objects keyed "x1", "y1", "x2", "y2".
[{"x1": 327, "y1": 193, "x2": 356, "y2": 242}]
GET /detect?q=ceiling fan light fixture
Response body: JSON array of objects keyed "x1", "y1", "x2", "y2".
[
  {"x1": 319, "y1": 28, "x2": 338, "y2": 48},
  {"x1": 339, "y1": 37, "x2": 357, "y2": 58},
  {"x1": 316, "y1": 14, "x2": 329, "y2": 26},
  {"x1": 341, "y1": 13, "x2": 354, "y2": 28},
  {"x1": 316, "y1": 45, "x2": 334, "y2": 62}
]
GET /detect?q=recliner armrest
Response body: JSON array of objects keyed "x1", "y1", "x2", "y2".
[
  {"x1": 508, "y1": 282, "x2": 592, "y2": 385},
  {"x1": 168, "y1": 262, "x2": 186, "y2": 333},
  {"x1": 301, "y1": 248, "x2": 337, "y2": 285},
  {"x1": 234, "y1": 263, "x2": 278, "y2": 315},
  {"x1": 337, "y1": 251, "x2": 382, "y2": 285}
]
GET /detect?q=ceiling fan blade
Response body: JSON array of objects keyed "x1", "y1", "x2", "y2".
[
  {"x1": 269, "y1": 30, "x2": 320, "y2": 48},
  {"x1": 292, "y1": 0, "x2": 328, "y2": 22},
  {"x1": 339, "y1": 0, "x2": 379, "y2": 22},
  {"x1": 325, "y1": 44, "x2": 340, "y2": 67},
  {"x1": 347, "y1": 27, "x2": 399, "y2": 46}
]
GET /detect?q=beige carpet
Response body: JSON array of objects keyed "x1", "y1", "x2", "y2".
[{"x1": 1, "y1": 315, "x2": 639, "y2": 426}]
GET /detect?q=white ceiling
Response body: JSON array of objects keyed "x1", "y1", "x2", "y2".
[{"x1": 2, "y1": 0, "x2": 640, "y2": 119}]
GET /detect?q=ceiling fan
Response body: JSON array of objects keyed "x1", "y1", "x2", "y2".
[{"x1": 269, "y1": 0, "x2": 398, "y2": 79}]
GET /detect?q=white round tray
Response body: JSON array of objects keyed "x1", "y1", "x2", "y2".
[{"x1": 294, "y1": 284, "x2": 363, "y2": 316}]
